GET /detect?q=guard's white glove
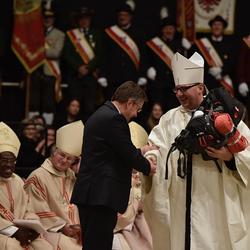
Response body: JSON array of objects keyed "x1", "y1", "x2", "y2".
[
  {"x1": 223, "y1": 75, "x2": 233, "y2": 88},
  {"x1": 97, "y1": 77, "x2": 108, "y2": 88},
  {"x1": 137, "y1": 77, "x2": 147, "y2": 86},
  {"x1": 238, "y1": 82, "x2": 249, "y2": 97},
  {"x1": 147, "y1": 67, "x2": 156, "y2": 81},
  {"x1": 182, "y1": 37, "x2": 192, "y2": 50},
  {"x1": 208, "y1": 66, "x2": 222, "y2": 79}
]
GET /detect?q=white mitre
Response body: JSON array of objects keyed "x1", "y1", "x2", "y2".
[
  {"x1": 0, "y1": 122, "x2": 21, "y2": 157},
  {"x1": 56, "y1": 120, "x2": 84, "y2": 157},
  {"x1": 171, "y1": 52, "x2": 204, "y2": 86}
]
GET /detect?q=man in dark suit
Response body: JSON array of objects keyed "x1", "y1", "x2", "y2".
[{"x1": 71, "y1": 81, "x2": 157, "y2": 250}]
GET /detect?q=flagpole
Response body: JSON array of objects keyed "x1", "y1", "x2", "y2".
[{"x1": 25, "y1": 73, "x2": 31, "y2": 118}]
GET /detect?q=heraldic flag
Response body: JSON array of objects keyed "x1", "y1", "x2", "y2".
[{"x1": 11, "y1": 0, "x2": 45, "y2": 73}]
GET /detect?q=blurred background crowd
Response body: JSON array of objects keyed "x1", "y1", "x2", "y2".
[{"x1": 0, "y1": 0, "x2": 249, "y2": 177}]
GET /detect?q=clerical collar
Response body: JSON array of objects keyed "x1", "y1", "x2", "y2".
[
  {"x1": 120, "y1": 23, "x2": 132, "y2": 30},
  {"x1": 180, "y1": 105, "x2": 197, "y2": 115},
  {"x1": 212, "y1": 35, "x2": 223, "y2": 42}
]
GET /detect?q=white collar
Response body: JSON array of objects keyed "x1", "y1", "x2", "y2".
[
  {"x1": 0, "y1": 174, "x2": 15, "y2": 182},
  {"x1": 120, "y1": 23, "x2": 132, "y2": 30},
  {"x1": 112, "y1": 102, "x2": 121, "y2": 114},
  {"x1": 212, "y1": 35, "x2": 223, "y2": 42}
]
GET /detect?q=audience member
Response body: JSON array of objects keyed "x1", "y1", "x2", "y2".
[
  {"x1": 15, "y1": 119, "x2": 45, "y2": 178},
  {"x1": 35, "y1": 125, "x2": 56, "y2": 158},
  {"x1": 53, "y1": 97, "x2": 81, "y2": 130},
  {"x1": 32, "y1": 114, "x2": 47, "y2": 142},
  {"x1": 145, "y1": 102, "x2": 163, "y2": 133}
]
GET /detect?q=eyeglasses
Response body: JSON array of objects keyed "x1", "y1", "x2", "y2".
[
  {"x1": 56, "y1": 150, "x2": 79, "y2": 164},
  {"x1": 172, "y1": 84, "x2": 198, "y2": 94},
  {"x1": 132, "y1": 101, "x2": 143, "y2": 113}
]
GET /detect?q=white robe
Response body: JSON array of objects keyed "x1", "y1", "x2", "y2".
[
  {"x1": 0, "y1": 174, "x2": 53, "y2": 250},
  {"x1": 24, "y1": 159, "x2": 81, "y2": 250},
  {"x1": 113, "y1": 184, "x2": 152, "y2": 250},
  {"x1": 142, "y1": 105, "x2": 250, "y2": 250}
]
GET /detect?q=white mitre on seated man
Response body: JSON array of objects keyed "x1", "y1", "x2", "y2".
[
  {"x1": 56, "y1": 120, "x2": 84, "y2": 157},
  {"x1": 0, "y1": 121, "x2": 21, "y2": 158}
]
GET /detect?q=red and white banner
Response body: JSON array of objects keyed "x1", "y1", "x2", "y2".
[
  {"x1": 182, "y1": 0, "x2": 196, "y2": 42},
  {"x1": 11, "y1": 0, "x2": 45, "y2": 73},
  {"x1": 177, "y1": 0, "x2": 236, "y2": 35},
  {"x1": 195, "y1": 0, "x2": 236, "y2": 34}
]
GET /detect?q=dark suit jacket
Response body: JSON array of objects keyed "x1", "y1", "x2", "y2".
[{"x1": 71, "y1": 101, "x2": 151, "y2": 213}]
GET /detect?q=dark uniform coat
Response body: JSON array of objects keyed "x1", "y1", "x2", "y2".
[
  {"x1": 201, "y1": 35, "x2": 237, "y2": 90},
  {"x1": 100, "y1": 25, "x2": 147, "y2": 98},
  {"x1": 146, "y1": 35, "x2": 185, "y2": 112},
  {"x1": 62, "y1": 27, "x2": 104, "y2": 121}
]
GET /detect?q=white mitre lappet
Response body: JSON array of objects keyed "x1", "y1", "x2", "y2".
[
  {"x1": 56, "y1": 120, "x2": 84, "y2": 157},
  {"x1": 171, "y1": 52, "x2": 204, "y2": 86},
  {"x1": 129, "y1": 121, "x2": 148, "y2": 148},
  {"x1": 0, "y1": 122, "x2": 21, "y2": 157}
]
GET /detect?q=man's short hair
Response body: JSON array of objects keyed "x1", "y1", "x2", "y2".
[{"x1": 111, "y1": 81, "x2": 147, "y2": 103}]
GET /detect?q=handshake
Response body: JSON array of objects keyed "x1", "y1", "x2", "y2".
[{"x1": 141, "y1": 144, "x2": 158, "y2": 175}]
